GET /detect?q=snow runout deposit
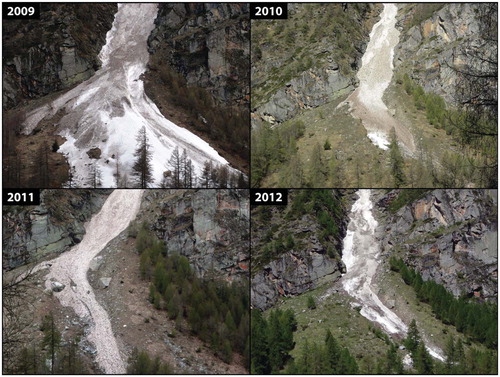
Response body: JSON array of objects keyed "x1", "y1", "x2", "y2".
[
  {"x1": 43, "y1": 190, "x2": 143, "y2": 373},
  {"x1": 345, "y1": 3, "x2": 415, "y2": 154},
  {"x1": 341, "y1": 189, "x2": 445, "y2": 362},
  {"x1": 22, "y1": 4, "x2": 238, "y2": 187}
]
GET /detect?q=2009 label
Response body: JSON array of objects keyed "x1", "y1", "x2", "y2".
[
  {"x1": 3, "y1": 3, "x2": 41, "y2": 20},
  {"x1": 250, "y1": 3, "x2": 288, "y2": 19},
  {"x1": 250, "y1": 189, "x2": 288, "y2": 206},
  {"x1": 3, "y1": 189, "x2": 41, "y2": 206}
]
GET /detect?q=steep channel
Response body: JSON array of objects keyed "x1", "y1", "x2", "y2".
[
  {"x1": 341, "y1": 189, "x2": 445, "y2": 361},
  {"x1": 22, "y1": 4, "x2": 236, "y2": 187},
  {"x1": 42, "y1": 189, "x2": 143, "y2": 373},
  {"x1": 345, "y1": 4, "x2": 415, "y2": 154}
]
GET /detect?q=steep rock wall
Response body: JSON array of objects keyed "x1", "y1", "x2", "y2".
[
  {"x1": 378, "y1": 189, "x2": 497, "y2": 300},
  {"x1": 136, "y1": 189, "x2": 249, "y2": 281},
  {"x1": 394, "y1": 3, "x2": 497, "y2": 104},
  {"x1": 251, "y1": 3, "x2": 380, "y2": 126},
  {"x1": 2, "y1": 190, "x2": 111, "y2": 270},
  {"x1": 251, "y1": 190, "x2": 351, "y2": 310},
  {"x1": 147, "y1": 3, "x2": 250, "y2": 107},
  {"x1": 2, "y1": 4, "x2": 117, "y2": 110}
]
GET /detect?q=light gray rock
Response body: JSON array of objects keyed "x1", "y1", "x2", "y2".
[
  {"x1": 51, "y1": 281, "x2": 65, "y2": 292},
  {"x1": 99, "y1": 277, "x2": 112, "y2": 289},
  {"x1": 89, "y1": 256, "x2": 103, "y2": 272}
]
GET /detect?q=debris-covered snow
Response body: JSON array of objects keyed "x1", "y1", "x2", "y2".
[
  {"x1": 341, "y1": 189, "x2": 445, "y2": 361},
  {"x1": 367, "y1": 131, "x2": 390, "y2": 150},
  {"x1": 22, "y1": 4, "x2": 239, "y2": 187},
  {"x1": 345, "y1": 3, "x2": 415, "y2": 153},
  {"x1": 42, "y1": 190, "x2": 143, "y2": 373}
]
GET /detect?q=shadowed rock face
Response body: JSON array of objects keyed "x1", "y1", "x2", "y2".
[
  {"x1": 378, "y1": 189, "x2": 498, "y2": 301},
  {"x1": 136, "y1": 189, "x2": 249, "y2": 282},
  {"x1": 2, "y1": 190, "x2": 111, "y2": 270},
  {"x1": 3, "y1": 4, "x2": 117, "y2": 110},
  {"x1": 147, "y1": 3, "x2": 250, "y2": 107}
]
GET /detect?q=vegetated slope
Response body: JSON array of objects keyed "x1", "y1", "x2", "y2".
[
  {"x1": 252, "y1": 3, "x2": 497, "y2": 188},
  {"x1": 251, "y1": 189, "x2": 497, "y2": 374},
  {"x1": 2, "y1": 4, "x2": 117, "y2": 110},
  {"x1": 2, "y1": 4, "x2": 117, "y2": 188},
  {"x1": 251, "y1": 190, "x2": 351, "y2": 310},
  {"x1": 3, "y1": 190, "x2": 250, "y2": 374},
  {"x1": 251, "y1": 3, "x2": 378, "y2": 125},
  {"x1": 144, "y1": 4, "x2": 250, "y2": 172},
  {"x1": 132, "y1": 189, "x2": 250, "y2": 280},
  {"x1": 392, "y1": 3, "x2": 497, "y2": 187},
  {"x1": 378, "y1": 189, "x2": 497, "y2": 300},
  {"x1": 2, "y1": 189, "x2": 111, "y2": 270}
]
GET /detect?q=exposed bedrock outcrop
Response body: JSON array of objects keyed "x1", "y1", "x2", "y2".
[
  {"x1": 251, "y1": 190, "x2": 351, "y2": 310},
  {"x1": 257, "y1": 64, "x2": 354, "y2": 125},
  {"x1": 2, "y1": 190, "x2": 111, "y2": 270},
  {"x1": 137, "y1": 189, "x2": 249, "y2": 281},
  {"x1": 147, "y1": 3, "x2": 250, "y2": 107},
  {"x1": 378, "y1": 189, "x2": 497, "y2": 301},
  {"x1": 395, "y1": 3, "x2": 497, "y2": 104},
  {"x1": 2, "y1": 4, "x2": 117, "y2": 110}
]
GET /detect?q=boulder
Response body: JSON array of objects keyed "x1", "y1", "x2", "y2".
[
  {"x1": 89, "y1": 256, "x2": 103, "y2": 271},
  {"x1": 51, "y1": 281, "x2": 65, "y2": 292},
  {"x1": 99, "y1": 277, "x2": 112, "y2": 289}
]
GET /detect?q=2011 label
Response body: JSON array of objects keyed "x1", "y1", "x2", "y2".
[
  {"x1": 3, "y1": 189, "x2": 41, "y2": 206},
  {"x1": 3, "y1": 3, "x2": 41, "y2": 19},
  {"x1": 250, "y1": 189, "x2": 288, "y2": 206},
  {"x1": 250, "y1": 3, "x2": 288, "y2": 19}
]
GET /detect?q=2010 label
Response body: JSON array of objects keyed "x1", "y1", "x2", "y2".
[
  {"x1": 3, "y1": 3, "x2": 41, "y2": 20},
  {"x1": 3, "y1": 189, "x2": 41, "y2": 206},
  {"x1": 250, "y1": 3, "x2": 288, "y2": 19},
  {"x1": 250, "y1": 189, "x2": 288, "y2": 206}
]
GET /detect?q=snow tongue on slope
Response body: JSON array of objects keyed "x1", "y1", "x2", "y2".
[
  {"x1": 22, "y1": 4, "x2": 237, "y2": 187},
  {"x1": 43, "y1": 189, "x2": 143, "y2": 374},
  {"x1": 341, "y1": 189, "x2": 445, "y2": 361},
  {"x1": 345, "y1": 3, "x2": 415, "y2": 154}
]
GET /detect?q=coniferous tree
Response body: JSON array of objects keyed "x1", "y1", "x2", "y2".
[
  {"x1": 404, "y1": 319, "x2": 421, "y2": 354},
  {"x1": 389, "y1": 128, "x2": 406, "y2": 187},
  {"x1": 132, "y1": 126, "x2": 154, "y2": 188},
  {"x1": 414, "y1": 342, "x2": 433, "y2": 374},
  {"x1": 87, "y1": 161, "x2": 102, "y2": 188},
  {"x1": 41, "y1": 313, "x2": 61, "y2": 374},
  {"x1": 167, "y1": 146, "x2": 182, "y2": 188}
]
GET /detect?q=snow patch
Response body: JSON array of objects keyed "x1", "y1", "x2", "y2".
[{"x1": 367, "y1": 131, "x2": 390, "y2": 150}]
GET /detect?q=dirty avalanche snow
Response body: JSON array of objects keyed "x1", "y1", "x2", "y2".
[
  {"x1": 43, "y1": 190, "x2": 143, "y2": 373},
  {"x1": 341, "y1": 190, "x2": 445, "y2": 361},
  {"x1": 22, "y1": 4, "x2": 236, "y2": 187},
  {"x1": 345, "y1": 4, "x2": 415, "y2": 153}
]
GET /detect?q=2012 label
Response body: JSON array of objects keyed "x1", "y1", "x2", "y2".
[
  {"x1": 250, "y1": 3, "x2": 288, "y2": 19},
  {"x1": 250, "y1": 189, "x2": 288, "y2": 206},
  {"x1": 3, "y1": 3, "x2": 41, "y2": 19},
  {"x1": 3, "y1": 189, "x2": 41, "y2": 206}
]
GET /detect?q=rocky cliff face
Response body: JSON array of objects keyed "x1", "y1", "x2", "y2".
[
  {"x1": 256, "y1": 63, "x2": 353, "y2": 125},
  {"x1": 378, "y1": 189, "x2": 497, "y2": 301},
  {"x1": 394, "y1": 3, "x2": 497, "y2": 104},
  {"x1": 251, "y1": 3, "x2": 380, "y2": 126},
  {"x1": 2, "y1": 4, "x2": 117, "y2": 110},
  {"x1": 251, "y1": 190, "x2": 350, "y2": 310},
  {"x1": 147, "y1": 3, "x2": 249, "y2": 107},
  {"x1": 135, "y1": 190, "x2": 249, "y2": 281},
  {"x1": 2, "y1": 190, "x2": 110, "y2": 270}
]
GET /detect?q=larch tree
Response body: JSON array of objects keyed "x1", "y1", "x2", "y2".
[
  {"x1": 132, "y1": 126, "x2": 154, "y2": 188},
  {"x1": 167, "y1": 146, "x2": 182, "y2": 188}
]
